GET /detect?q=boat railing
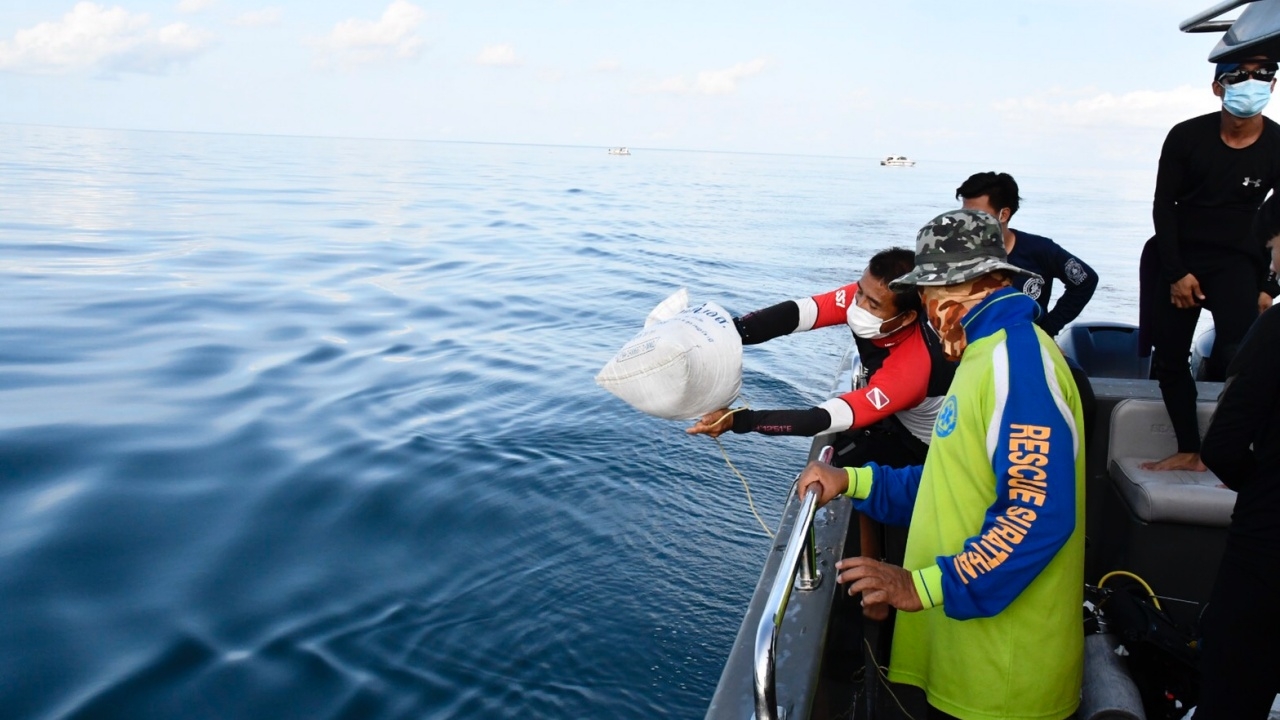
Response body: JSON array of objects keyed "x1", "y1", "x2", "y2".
[{"x1": 753, "y1": 445, "x2": 832, "y2": 720}]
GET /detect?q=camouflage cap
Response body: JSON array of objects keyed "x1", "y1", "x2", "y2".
[{"x1": 888, "y1": 209, "x2": 1043, "y2": 289}]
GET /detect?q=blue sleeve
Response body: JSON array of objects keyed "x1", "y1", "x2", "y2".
[
  {"x1": 936, "y1": 326, "x2": 1079, "y2": 620},
  {"x1": 850, "y1": 462, "x2": 922, "y2": 527},
  {"x1": 1038, "y1": 239, "x2": 1098, "y2": 337}
]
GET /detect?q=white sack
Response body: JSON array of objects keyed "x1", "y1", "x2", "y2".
[
  {"x1": 596, "y1": 290, "x2": 742, "y2": 420},
  {"x1": 644, "y1": 287, "x2": 689, "y2": 327}
]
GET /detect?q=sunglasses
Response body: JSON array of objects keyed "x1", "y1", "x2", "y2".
[{"x1": 1218, "y1": 67, "x2": 1279, "y2": 85}]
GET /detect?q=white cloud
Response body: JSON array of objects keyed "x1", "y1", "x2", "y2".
[
  {"x1": 994, "y1": 86, "x2": 1217, "y2": 130},
  {"x1": 650, "y1": 75, "x2": 690, "y2": 94},
  {"x1": 0, "y1": 2, "x2": 212, "y2": 75},
  {"x1": 233, "y1": 7, "x2": 282, "y2": 28},
  {"x1": 177, "y1": 0, "x2": 215, "y2": 13},
  {"x1": 313, "y1": 0, "x2": 425, "y2": 67},
  {"x1": 594, "y1": 59, "x2": 620, "y2": 72},
  {"x1": 647, "y1": 58, "x2": 769, "y2": 96},
  {"x1": 477, "y1": 44, "x2": 519, "y2": 67}
]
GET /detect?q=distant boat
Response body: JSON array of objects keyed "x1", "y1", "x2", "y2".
[
  {"x1": 608, "y1": 147, "x2": 631, "y2": 156},
  {"x1": 880, "y1": 155, "x2": 915, "y2": 167}
]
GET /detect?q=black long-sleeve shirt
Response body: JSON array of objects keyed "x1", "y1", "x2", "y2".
[
  {"x1": 1201, "y1": 306, "x2": 1280, "y2": 493},
  {"x1": 1249, "y1": 194, "x2": 1280, "y2": 297},
  {"x1": 1153, "y1": 112, "x2": 1280, "y2": 285},
  {"x1": 1007, "y1": 229, "x2": 1098, "y2": 337}
]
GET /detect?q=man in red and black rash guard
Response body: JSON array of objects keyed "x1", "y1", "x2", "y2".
[{"x1": 688, "y1": 248, "x2": 956, "y2": 468}]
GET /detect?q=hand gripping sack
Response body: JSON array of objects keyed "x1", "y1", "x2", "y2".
[{"x1": 596, "y1": 289, "x2": 742, "y2": 420}]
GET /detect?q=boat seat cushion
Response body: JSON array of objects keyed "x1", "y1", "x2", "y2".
[{"x1": 1107, "y1": 399, "x2": 1236, "y2": 527}]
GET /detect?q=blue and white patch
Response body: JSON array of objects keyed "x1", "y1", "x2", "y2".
[{"x1": 935, "y1": 395, "x2": 959, "y2": 438}]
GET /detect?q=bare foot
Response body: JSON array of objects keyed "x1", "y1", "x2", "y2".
[{"x1": 1139, "y1": 452, "x2": 1207, "y2": 472}]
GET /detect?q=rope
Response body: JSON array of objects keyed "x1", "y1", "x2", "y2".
[
  {"x1": 702, "y1": 342, "x2": 855, "y2": 541},
  {"x1": 713, "y1": 436, "x2": 772, "y2": 538},
  {"x1": 864, "y1": 636, "x2": 918, "y2": 720},
  {"x1": 702, "y1": 406, "x2": 775, "y2": 539}
]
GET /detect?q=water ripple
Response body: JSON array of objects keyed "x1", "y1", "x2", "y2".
[{"x1": 0, "y1": 125, "x2": 1157, "y2": 719}]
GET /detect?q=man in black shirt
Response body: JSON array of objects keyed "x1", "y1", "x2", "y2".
[
  {"x1": 955, "y1": 172, "x2": 1099, "y2": 337},
  {"x1": 1140, "y1": 58, "x2": 1280, "y2": 472},
  {"x1": 1195, "y1": 217, "x2": 1280, "y2": 719},
  {"x1": 956, "y1": 172, "x2": 1100, "y2": 441}
]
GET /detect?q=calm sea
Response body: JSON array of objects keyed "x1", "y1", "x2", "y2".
[{"x1": 0, "y1": 124, "x2": 1154, "y2": 719}]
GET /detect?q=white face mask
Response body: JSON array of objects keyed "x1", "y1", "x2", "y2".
[{"x1": 847, "y1": 302, "x2": 903, "y2": 339}]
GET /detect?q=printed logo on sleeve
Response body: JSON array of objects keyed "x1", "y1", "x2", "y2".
[
  {"x1": 835, "y1": 289, "x2": 847, "y2": 308},
  {"x1": 1064, "y1": 259, "x2": 1088, "y2": 285},
  {"x1": 952, "y1": 423, "x2": 1052, "y2": 585},
  {"x1": 1021, "y1": 276, "x2": 1044, "y2": 300},
  {"x1": 867, "y1": 387, "x2": 891, "y2": 410},
  {"x1": 934, "y1": 395, "x2": 959, "y2": 438}
]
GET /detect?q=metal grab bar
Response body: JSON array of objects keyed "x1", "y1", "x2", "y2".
[{"x1": 753, "y1": 445, "x2": 832, "y2": 720}]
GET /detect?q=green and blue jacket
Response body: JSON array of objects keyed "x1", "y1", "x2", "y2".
[{"x1": 845, "y1": 287, "x2": 1086, "y2": 720}]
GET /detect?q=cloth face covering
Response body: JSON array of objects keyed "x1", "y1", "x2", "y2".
[
  {"x1": 921, "y1": 275, "x2": 1008, "y2": 361},
  {"x1": 1224, "y1": 79, "x2": 1272, "y2": 118}
]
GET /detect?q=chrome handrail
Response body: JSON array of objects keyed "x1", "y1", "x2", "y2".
[{"x1": 753, "y1": 445, "x2": 832, "y2": 720}]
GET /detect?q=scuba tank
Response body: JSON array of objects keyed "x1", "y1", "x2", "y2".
[
  {"x1": 1080, "y1": 631, "x2": 1145, "y2": 720},
  {"x1": 1081, "y1": 592, "x2": 1146, "y2": 720},
  {"x1": 1082, "y1": 576, "x2": 1204, "y2": 720}
]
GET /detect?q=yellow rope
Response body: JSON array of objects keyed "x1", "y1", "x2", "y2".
[
  {"x1": 701, "y1": 406, "x2": 775, "y2": 539},
  {"x1": 713, "y1": 434, "x2": 773, "y2": 539},
  {"x1": 1098, "y1": 570, "x2": 1163, "y2": 611}
]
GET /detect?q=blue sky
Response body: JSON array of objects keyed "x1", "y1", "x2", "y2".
[{"x1": 0, "y1": 1, "x2": 1254, "y2": 167}]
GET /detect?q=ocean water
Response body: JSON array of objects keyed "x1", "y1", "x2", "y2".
[{"x1": 0, "y1": 124, "x2": 1155, "y2": 719}]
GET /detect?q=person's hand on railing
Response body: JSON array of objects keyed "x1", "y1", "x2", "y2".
[
  {"x1": 796, "y1": 460, "x2": 847, "y2": 507},
  {"x1": 835, "y1": 557, "x2": 923, "y2": 613}
]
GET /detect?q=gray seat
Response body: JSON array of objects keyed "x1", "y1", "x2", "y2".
[{"x1": 1107, "y1": 399, "x2": 1236, "y2": 527}]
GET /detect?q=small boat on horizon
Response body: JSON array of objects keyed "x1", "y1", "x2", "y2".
[
  {"x1": 880, "y1": 155, "x2": 915, "y2": 167},
  {"x1": 608, "y1": 147, "x2": 631, "y2": 156}
]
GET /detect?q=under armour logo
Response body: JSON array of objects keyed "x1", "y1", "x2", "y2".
[{"x1": 1243, "y1": 177, "x2": 1262, "y2": 188}]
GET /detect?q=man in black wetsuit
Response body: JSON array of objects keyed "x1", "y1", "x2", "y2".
[
  {"x1": 687, "y1": 247, "x2": 955, "y2": 470},
  {"x1": 955, "y1": 171, "x2": 1099, "y2": 441},
  {"x1": 1140, "y1": 57, "x2": 1280, "y2": 472},
  {"x1": 1195, "y1": 212, "x2": 1280, "y2": 719},
  {"x1": 955, "y1": 171, "x2": 1099, "y2": 338}
]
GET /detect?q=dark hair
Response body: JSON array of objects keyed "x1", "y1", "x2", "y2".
[
  {"x1": 867, "y1": 247, "x2": 921, "y2": 314},
  {"x1": 956, "y1": 172, "x2": 1022, "y2": 217}
]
